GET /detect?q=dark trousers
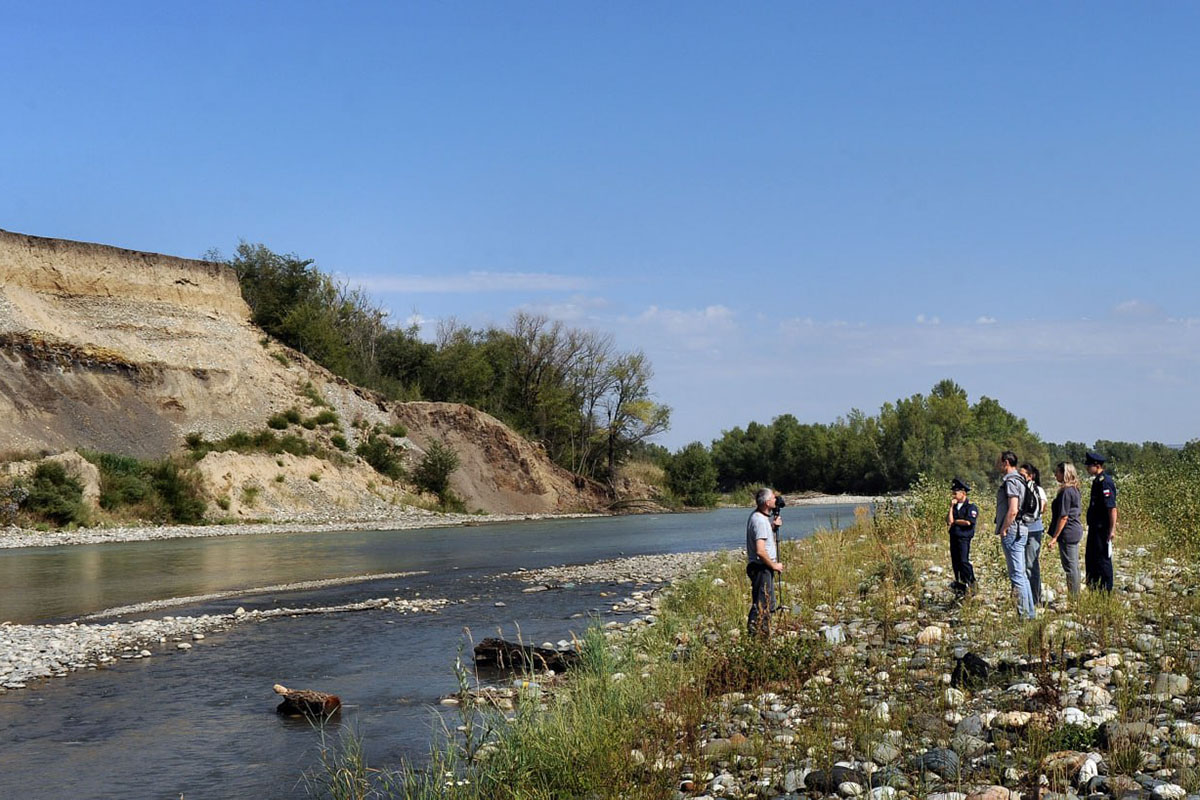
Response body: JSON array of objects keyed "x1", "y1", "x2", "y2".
[
  {"x1": 746, "y1": 563, "x2": 776, "y2": 636},
  {"x1": 1085, "y1": 528, "x2": 1114, "y2": 592},
  {"x1": 949, "y1": 534, "x2": 975, "y2": 588}
]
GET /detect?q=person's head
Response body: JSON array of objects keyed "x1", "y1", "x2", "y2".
[
  {"x1": 1056, "y1": 461, "x2": 1080, "y2": 489},
  {"x1": 997, "y1": 451, "x2": 1018, "y2": 473},
  {"x1": 1085, "y1": 451, "x2": 1106, "y2": 475},
  {"x1": 1019, "y1": 463, "x2": 1041, "y2": 486},
  {"x1": 951, "y1": 477, "x2": 970, "y2": 502},
  {"x1": 755, "y1": 487, "x2": 775, "y2": 511}
]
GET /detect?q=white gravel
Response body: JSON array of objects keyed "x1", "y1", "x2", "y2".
[
  {"x1": 0, "y1": 509, "x2": 601, "y2": 549},
  {"x1": 0, "y1": 595, "x2": 452, "y2": 692}
]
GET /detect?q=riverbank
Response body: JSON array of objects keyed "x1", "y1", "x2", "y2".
[
  {"x1": 0, "y1": 508, "x2": 602, "y2": 549},
  {"x1": 342, "y1": 507, "x2": 1200, "y2": 800}
]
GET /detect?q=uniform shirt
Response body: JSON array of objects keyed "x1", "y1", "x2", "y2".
[
  {"x1": 950, "y1": 501, "x2": 979, "y2": 537},
  {"x1": 1087, "y1": 472, "x2": 1118, "y2": 530},
  {"x1": 746, "y1": 510, "x2": 776, "y2": 565}
]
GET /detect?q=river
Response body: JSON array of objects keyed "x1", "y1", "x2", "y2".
[{"x1": 0, "y1": 504, "x2": 861, "y2": 799}]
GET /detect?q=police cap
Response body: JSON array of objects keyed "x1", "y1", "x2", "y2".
[
  {"x1": 951, "y1": 477, "x2": 970, "y2": 492},
  {"x1": 1085, "y1": 451, "x2": 1107, "y2": 465}
]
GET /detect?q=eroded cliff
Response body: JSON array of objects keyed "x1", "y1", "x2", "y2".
[{"x1": 0, "y1": 230, "x2": 606, "y2": 515}]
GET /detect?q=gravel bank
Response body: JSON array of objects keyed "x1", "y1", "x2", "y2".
[
  {"x1": 0, "y1": 509, "x2": 601, "y2": 549},
  {"x1": 507, "y1": 550, "x2": 729, "y2": 587},
  {"x1": 0, "y1": 594, "x2": 453, "y2": 692}
]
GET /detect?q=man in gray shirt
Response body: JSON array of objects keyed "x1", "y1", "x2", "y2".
[
  {"x1": 995, "y1": 450, "x2": 1035, "y2": 620},
  {"x1": 746, "y1": 487, "x2": 783, "y2": 635}
]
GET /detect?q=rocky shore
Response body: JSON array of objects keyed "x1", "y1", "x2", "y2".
[{"x1": 619, "y1": 535, "x2": 1200, "y2": 800}]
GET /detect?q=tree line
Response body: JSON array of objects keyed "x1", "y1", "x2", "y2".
[
  {"x1": 662, "y1": 379, "x2": 1196, "y2": 505},
  {"x1": 220, "y1": 242, "x2": 670, "y2": 484}
]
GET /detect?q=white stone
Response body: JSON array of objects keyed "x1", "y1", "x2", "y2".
[
  {"x1": 871, "y1": 702, "x2": 891, "y2": 722},
  {"x1": 824, "y1": 625, "x2": 847, "y2": 645},
  {"x1": 712, "y1": 578, "x2": 726, "y2": 586},
  {"x1": 176, "y1": 642, "x2": 192, "y2": 650},
  {"x1": 916, "y1": 626, "x2": 943, "y2": 645},
  {"x1": 944, "y1": 688, "x2": 966, "y2": 707},
  {"x1": 839, "y1": 781, "x2": 864, "y2": 797},
  {"x1": 1060, "y1": 707, "x2": 1089, "y2": 726},
  {"x1": 1152, "y1": 784, "x2": 1185, "y2": 800},
  {"x1": 870, "y1": 787, "x2": 897, "y2": 800},
  {"x1": 1077, "y1": 757, "x2": 1098, "y2": 785}
]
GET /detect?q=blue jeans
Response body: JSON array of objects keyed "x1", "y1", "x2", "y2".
[{"x1": 1001, "y1": 525, "x2": 1036, "y2": 620}]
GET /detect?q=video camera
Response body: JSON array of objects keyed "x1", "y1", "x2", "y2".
[{"x1": 771, "y1": 494, "x2": 786, "y2": 521}]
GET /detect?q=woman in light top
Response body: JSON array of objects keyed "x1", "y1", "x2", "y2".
[
  {"x1": 1019, "y1": 463, "x2": 1048, "y2": 606},
  {"x1": 1047, "y1": 461, "x2": 1084, "y2": 596}
]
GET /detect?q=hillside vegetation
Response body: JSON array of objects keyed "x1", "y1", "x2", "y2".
[{"x1": 225, "y1": 242, "x2": 670, "y2": 483}]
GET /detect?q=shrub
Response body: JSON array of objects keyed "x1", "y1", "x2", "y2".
[
  {"x1": 270, "y1": 351, "x2": 289, "y2": 366},
  {"x1": 414, "y1": 440, "x2": 459, "y2": 500},
  {"x1": 1, "y1": 479, "x2": 29, "y2": 526},
  {"x1": 147, "y1": 460, "x2": 206, "y2": 524},
  {"x1": 85, "y1": 451, "x2": 153, "y2": 510},
  {"x1": 241, "y1": 485, "x2": 260, "y2": 506},
  {"x1": 309, "y1": 473, "x2": 321, "y2": 482},
  {"x1": 216, "y1": 495, "x2": 231, "y2": 511},
  {"x1": 330, "y1": 434, "x2": 348, "y2": 451},
  {"x1": 267, "y1": 413, "x2": 291, "y2": 430},
  {"x1": 356, "y1": 434, "x2": 405, "y2": 480},
  {"x1": 24, "y1": 462, "x2": 89, "y2": 526},
  {"x1": 385, "y1": 423, "x2": 407, "y2": 438},
  {"x1": 311, "y1": 409, "x2": 339, "y2": 426},
  {"x1": 184, "y1": 432, "x2": 206, "y2": 449}
]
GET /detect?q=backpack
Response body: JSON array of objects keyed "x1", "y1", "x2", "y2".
[{"x1": 1019, "y1": 479, "x2": 1042, "y2": 522}]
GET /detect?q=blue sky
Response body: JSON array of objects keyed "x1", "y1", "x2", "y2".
[{"x1": 4, "y1": 2, "x2": 1199, "y2": 448}]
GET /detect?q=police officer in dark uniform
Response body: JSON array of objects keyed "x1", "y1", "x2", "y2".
[
  {"x1": 1084, "y1": 450, "x2": 1118, "y2": 591},
  {"x1": 948, "y1": 477, "x2": 979, "y2": 594}
]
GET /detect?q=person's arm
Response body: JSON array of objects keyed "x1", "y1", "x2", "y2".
[
  {"x1": 948, "y1": 503, "x2": 956, "y2": 527},
  {"x1": 755, "y1": 537, "x2": 782, "y2": 572},
  {"x1": 1109, "y1": 507, "x2": 1118, "y2": 540},
  {"x1": 1001, "y1": 495, "x2": 1018, "y2": 537}
]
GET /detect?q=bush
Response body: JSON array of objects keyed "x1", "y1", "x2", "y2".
[
  {"x1": 86, "y1": 451, "x2": 152, "y2": 510},
  {"x1": 1, "y1": 479, "x2": 29, "y2": 526},
  {"x1": 311, "y1": 409, "x2": 339, "y2": 426},
  {"x1": 385, "y1": 423, "x2": 407, "y2": 438},
  {"x1": 267, "y1": 413, "x2": 291, "y2": 430},
  {"x1": 414, "y1": 440, "x2": 460, "y2": 500},
  {"x1": 665, "y1": 442, "x2": 718, "y2": 506},
  {"x1": 356, "y1": 434, "x2": 405, "y2": 480},
  {"x1": 330, "y1": 434, "x2": 348, "y2": 451},
  {"x1": 24, "y1": 462, "x2": 89, "y2": 526},
  {"x1": 147, "y1": 460, "x2": 206, "y2": 524}
]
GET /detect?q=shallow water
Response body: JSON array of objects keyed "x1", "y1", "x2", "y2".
[{"x1": 0, "y1": 505, "x2": 859, "y2": 799}]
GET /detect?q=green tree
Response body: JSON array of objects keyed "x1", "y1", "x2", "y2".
[
  {"x1": 601, "y1": 352, "x2": 671, "y2": 484},
  {"x1": 665, "y1": 442, "x2": 718, "y2": 506}
]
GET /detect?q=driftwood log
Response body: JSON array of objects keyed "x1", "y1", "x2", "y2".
[
  {"x1": 273, "y1": 683, "x2": 342, "y2": 719},
  {"x1": 473, "y1": 637, "x2": 580, "y2": 674}
]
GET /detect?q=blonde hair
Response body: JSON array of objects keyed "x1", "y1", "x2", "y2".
[{"x1": 1056, "y1": 461, "x2": 1080, "y2": 490}]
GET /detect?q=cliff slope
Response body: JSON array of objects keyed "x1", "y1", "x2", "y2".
[{"x1": 0, "y1": 230, "x2": 606, "y2": 515}]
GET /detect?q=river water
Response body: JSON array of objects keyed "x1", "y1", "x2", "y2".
[{"x1": 0, "y1": 504, "x2": 860, "y2": 799}]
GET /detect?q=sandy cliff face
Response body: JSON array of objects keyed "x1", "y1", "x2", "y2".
[{"x1": 0, "y1": 230, "x2": 604, "y2": 514}]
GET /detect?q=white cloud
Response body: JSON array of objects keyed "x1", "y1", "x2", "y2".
[
  {"x1": 976, "y1": 316, "x2": 997, "y2": 325},
  {"x1": 916, "y1": 314, "x2": 941, "y2": 325},
  {"x1": 349, "y1": 271, "x2": 596, "y2": 294},
  {"x1": 1112, "y1": 298, "x2": 1163, "y2": 319},
  {"x1": 515, "y1": 295, "x2": 612, "y2": 324}
]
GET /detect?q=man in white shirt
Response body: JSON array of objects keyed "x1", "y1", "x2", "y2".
[{"x1": 746, "y1": 487, "x2": 783, "y2": 635}]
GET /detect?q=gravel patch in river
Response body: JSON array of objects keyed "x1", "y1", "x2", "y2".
[
  {"x1": 0, "y1": 594, "x2": 453, "y2": 691},
  {"x1": 0, "y1": 509, "x2": 600, "y2": 549}
]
